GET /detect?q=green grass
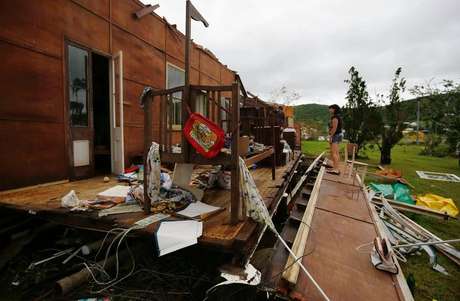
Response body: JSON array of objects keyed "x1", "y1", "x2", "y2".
[{"x1": 302, "y1": 140, "x2": 460, "y2": 301}]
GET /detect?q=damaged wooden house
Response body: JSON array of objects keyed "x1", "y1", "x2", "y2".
[{"x1": 0, "y1": 0, "x2": 300, "y2": 267}]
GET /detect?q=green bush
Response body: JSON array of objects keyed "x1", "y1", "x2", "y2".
[{"x1": 419, "y1": 144, "x2": 450, "y2": 157}]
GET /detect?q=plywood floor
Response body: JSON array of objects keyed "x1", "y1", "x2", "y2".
[
  {"x1": 0, "y1": 159, "x2": 296, "y2": 250},
  {"x1": 291, "y1": 167, "x2": 402, "y2": 301}
]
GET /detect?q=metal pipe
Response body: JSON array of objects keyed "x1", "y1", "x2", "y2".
[{"x1": 394, "y1": 239, "x2": 460, "y2": 249}]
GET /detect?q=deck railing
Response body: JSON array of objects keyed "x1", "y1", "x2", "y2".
[{"x1": 141, "y1": 82, "x2": 242, "y2": 224}]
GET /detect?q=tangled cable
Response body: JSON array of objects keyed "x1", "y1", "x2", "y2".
[{"x1": 83, "y1": 225, "x2": 143, "y2": 293}]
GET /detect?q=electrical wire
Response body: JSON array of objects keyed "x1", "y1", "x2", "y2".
[{"x1": 83, "y1": 225, "x2": 141, "y2": 289}]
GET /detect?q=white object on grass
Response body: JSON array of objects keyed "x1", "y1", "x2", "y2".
[{"x1": 416, "y1": 171, "x2": 460, "y2": 182}]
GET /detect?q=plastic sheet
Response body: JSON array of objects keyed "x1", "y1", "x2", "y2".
[
  {"x1": 369, "y1": 182, "x2": 415, "y2": 205},
  {"x1": 416, "y1": 194, "x2": 459, "y2": 217}
]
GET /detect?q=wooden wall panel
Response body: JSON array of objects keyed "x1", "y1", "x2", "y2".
[
  {"x1": 123, "y1": 80, "x2": 147, "y2": 127},
  {"x1": 191, "y1": 44, "x2": 200, "y2": 69},
  {"x1": 112, "y1": 26, "x2": 165, "y2": 88},
  {"x1": 73, "y1": 0, "x2": 110, "y2": 19},
  {"x1": 111, "y1": 0, "x2": 165, "y2": 51},
  {"x1": 0, "y1": 0, "x2": 238, "y2": 190},
  {"x1": 200, "y1": 73, "x2": 219, "y2": 86},
  {"x1": 200, "y1": 52, "x2": 220, "y2": 81},
  {"x1": 0, "y1": 0, "x2": 63, "y2": 56},
  {"x1": 63, "y1": 0, "x2": 110, "y2": 54},
  {"x1": 0, "y1": 121, "x2": 67, "y2": 190},
  {"x1": 0, "y1": 42, "x2": 62, "y2": 123},
  {"x1": 190, "y1": 68, "x2": 200, "y2": 85},
  {"x1": 123, "y1": 126, "x2": 144, "y2": 166},
  {"x1": 220, "y1": 66, "x2": 236, "y2": 85},
  {"x1": 165, "y1": 28, "x2": 185, "y2": 62}
]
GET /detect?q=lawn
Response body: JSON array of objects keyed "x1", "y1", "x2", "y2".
[{"x1": 302, "y1": 140, "x2": 460, "y2": 301}]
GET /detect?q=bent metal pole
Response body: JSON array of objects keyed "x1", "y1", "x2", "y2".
[{"x1": 394, "y1": 238, "x2": 460, "y2": 249}]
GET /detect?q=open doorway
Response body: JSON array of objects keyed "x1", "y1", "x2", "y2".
[{"x1": 92, "y1": 53, "x2": 111, "y2": 174}]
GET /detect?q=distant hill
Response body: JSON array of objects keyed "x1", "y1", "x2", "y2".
[
  {"x1": 294, "y1": 98, "x2": 433, "y2": 132},
  {"x1": 294, "y1": 103, "x2": 329, "y2": 127}
]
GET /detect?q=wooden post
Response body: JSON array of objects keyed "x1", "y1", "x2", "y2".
[
  {"x1": 271, "y1": 125, "x2": 276, "y2": 180},
  {"x1": 230, "y1": 82, "x2": 240, "y2": 224},
  {"x1": 143, "y1": 94, "x2": 153, "y2": 214},
  {"x1": 182, "y1": 0, "x2": 192, "y2": 163}
]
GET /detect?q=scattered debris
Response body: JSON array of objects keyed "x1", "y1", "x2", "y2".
[
  {"x1": 371, "y1": 237, "x2": 399, "y2": 274},
  {"x1": 416, "y1": 171, "x2": 460, "y2": 182},
  {"x1": 368, "y1": 192, "x2": 459, "y2": 274},
  {"x1": 61, "y1": 190, "x2": 87, "y2": 211}
]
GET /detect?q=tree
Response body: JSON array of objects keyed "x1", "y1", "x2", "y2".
[
  {"x1": 342, "y1": 66, "x2": 380, "y2": 154},
  {"x1": 410, "y1": 80, "x2": 460, "y2": 156},
  {"x1": 376, "y1": 67, "x2": 407, "y2": 165}
]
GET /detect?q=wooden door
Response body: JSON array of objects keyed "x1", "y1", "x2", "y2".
[{"x1": 67, "y1": 43, "x2": 94, "y2": 179}]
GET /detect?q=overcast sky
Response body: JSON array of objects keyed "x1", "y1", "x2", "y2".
[{"x1": 148, "y1": 0, "x2": 460, "y2": 105}]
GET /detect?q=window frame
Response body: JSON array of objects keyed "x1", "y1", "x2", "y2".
[
  {"x1": 195, "y1": 90, "x2": 209, "y2": 117},
  {"x1": 166, "y1": 62, "x2": 185, "y2": 130},
  {"x1": 67, "y1": 43, "x2": 91, "y2": 127}
]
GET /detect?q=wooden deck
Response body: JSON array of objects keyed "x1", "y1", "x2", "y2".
[
  {"x1": 264, "y1": 162, "x2": 412, "y2": 301},
  {"x1": 0, "y1": 153, "x2": 300, "y2": 256}
]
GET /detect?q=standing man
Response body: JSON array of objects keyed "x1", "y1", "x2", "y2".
[{"x1": 327, "y1": 104, "x2": 343, "y2": 175}]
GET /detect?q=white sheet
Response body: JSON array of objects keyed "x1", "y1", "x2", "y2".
[
  {"x1": 177, "y1": 201, "x2": 221, "y2": 218},
  {"x1": 155, "y1": 220, "x2": 203, "y2": 256}
]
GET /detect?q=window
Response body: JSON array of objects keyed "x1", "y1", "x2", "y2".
[
  {"x1": 166, "y1": 63, "x2": 185, "y2": 128},
  {"x1": 68, "y1": 45, "x2": 89, "y2": 126},
  {"x1": 220, "y1": 97, "x2": 230, "y2": 132},
  {"x1": 195, "y1": 92, "x2": 208, "y2": 116}
]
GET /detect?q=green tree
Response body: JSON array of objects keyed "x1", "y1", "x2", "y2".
[
  {"x1": 377, "y1": 67, "x2": 407, "y2": 165},
  {"x1": 410, "y1": 80, "x2": 460, "y2": 157},
  {"x1": 343, "y1": 66, "x2": 380, "y2": 154}
]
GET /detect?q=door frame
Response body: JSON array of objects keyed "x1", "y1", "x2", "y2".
[
  {"x1": 110, "y1": 51, "x2": 125, "y2": 175},
  {"x1": 64, "y1": 39, "x2": 115, "y2": 179}
]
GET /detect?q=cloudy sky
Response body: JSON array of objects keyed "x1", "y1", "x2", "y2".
[{"x1": 148, "y1": 0, "x2": 460, "y2": 105}]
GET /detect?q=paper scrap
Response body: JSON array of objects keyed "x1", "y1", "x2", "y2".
[
  {"x1": 155, "y1": 220, "x2": 203, "y2": 256},
  {"x1": 177, "y1": 201, "x2": 221, "y2": 218}
]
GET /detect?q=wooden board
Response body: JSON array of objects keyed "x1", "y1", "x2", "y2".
[
  {"x1": 292, "y1": 167, "x2": 406, "y2": 300},
  {"x1": 292, "y1": 209, "x2": 400, "y2": 301},
  {"x1": 264, "y1": 162, "x2": 408, "y2": 300}
]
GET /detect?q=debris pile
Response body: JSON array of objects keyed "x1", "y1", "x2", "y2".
[
  {"x1": 366, "y1": 188, "x2": 460, "y2": 276},
  {"x1": 0, "y1": 208, "x2": 227, "y2": 300}
]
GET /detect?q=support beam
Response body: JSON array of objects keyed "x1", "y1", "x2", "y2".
[
  {"x1": 230, "y1": 82, "x2": 241, "y2": 224},
  {"x1": 143, "y1": 94, "x2": 153, "y2": 214}
]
